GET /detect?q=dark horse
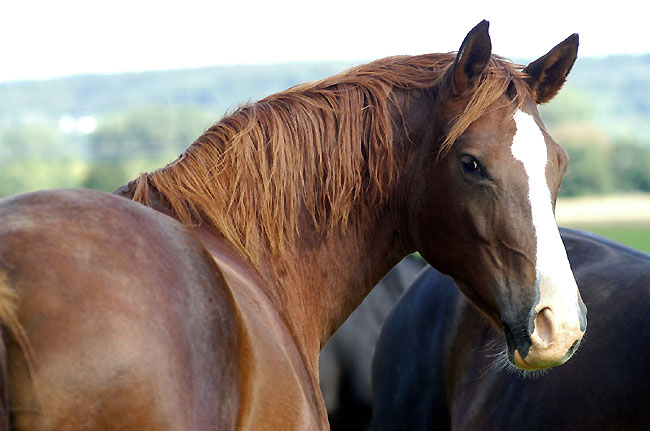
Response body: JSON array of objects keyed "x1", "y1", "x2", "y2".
[
  {"x1": 0, "y1": 21, "x2": 585, "y2": 429},
  {"x1": 372, "y1": 228, "x2": 650, "y2": 430},
  {"x1": 319, "y1": 256, "x2": 425, "y2": 430}
]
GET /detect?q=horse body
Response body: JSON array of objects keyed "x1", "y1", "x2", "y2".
[
  {"x1": 0, "y1": 189, "x2": 241, "y2": 429},
  {"x1": 1, "y1": 189, "x2": 331, "y2": 430},
  {"x1": 372, "y1": 228, "x2": 650, "y2": 430},
  {"x1": 0, "y1": 21, "x2": 586, "y2": 429}
]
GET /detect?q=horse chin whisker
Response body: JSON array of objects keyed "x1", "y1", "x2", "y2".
[
  {"x1": 478, "y1": 337, "x2": 501, "y2": 354},
  {"x1": 478, "y1": 345, "x2": 509, "y2": 378},
  {"x1": 479, "y1": 345, "x2": 550, "y2": 380},
  {"x1": 504, "y1": 361, "x2": 550, "y2": 380}
]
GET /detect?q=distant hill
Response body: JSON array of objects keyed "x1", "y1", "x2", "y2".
[
  {"x1": 1, "y1": 55, "x2": 649, "y2": 197},
  {"x1": 0, "y1": 62, "x2": 356, "y2": 126},
  {"x1": 2, "y1": 55, "x2": 649, "y2": 141},
  {"x1": 549, "y1": 54, "x2": 650, "y2": 143}
]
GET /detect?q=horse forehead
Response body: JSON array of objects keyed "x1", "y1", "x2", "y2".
[
  {"x1": 511, "y1": 110, "x2": 548, "y2": 166},
  {"x1": 460, "y1": 104, "x2": 518, "y2": 146}
]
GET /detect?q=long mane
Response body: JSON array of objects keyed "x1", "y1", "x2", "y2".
[{"x1": 129, "y1": 53, "x2": 528, "y2": 267}]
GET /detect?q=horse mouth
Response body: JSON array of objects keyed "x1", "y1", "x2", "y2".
[{"x1": 512, "y1": 349, "x2": 546, "y2": 371}]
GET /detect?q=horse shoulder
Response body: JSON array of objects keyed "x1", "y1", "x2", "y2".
[{"x1": 192, "y1": 227, "x2": 328, "y2": 430}]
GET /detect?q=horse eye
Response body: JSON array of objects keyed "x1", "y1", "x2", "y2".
[{"x1": 461, "y1": 155, "x2": 481, "y2": 174}]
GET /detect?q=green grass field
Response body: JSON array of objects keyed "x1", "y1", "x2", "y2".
[
  {"x1": 561, "y1": 222, "x2": 650, "y2": 254},
  {"x1": 555, "y1": 194, "x2": 650, "y2": 254}
]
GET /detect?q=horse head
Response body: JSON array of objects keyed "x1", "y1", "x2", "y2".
[{"x1": 405, "y1": 21, "x2": 586, "y2": 370}]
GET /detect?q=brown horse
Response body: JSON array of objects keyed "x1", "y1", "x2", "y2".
[{"x1": 0, "y1": 21, "x2": 585, "y2": 430}]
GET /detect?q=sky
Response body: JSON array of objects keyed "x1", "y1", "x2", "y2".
[{"x1": 1, "y1": 0, "x2": 647, "y2": 83}]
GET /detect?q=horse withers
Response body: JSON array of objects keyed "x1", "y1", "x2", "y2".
[
  {"x1": 0, "y1": 21, "x2": 584, "y2": 429},
  {"x1": 372, "y1": 228, "x2": 650, "y2": 430}
]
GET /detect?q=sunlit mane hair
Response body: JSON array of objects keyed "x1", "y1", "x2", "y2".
[{"x1": 130, "y1": 53, "x2": 529, "y2": 267}]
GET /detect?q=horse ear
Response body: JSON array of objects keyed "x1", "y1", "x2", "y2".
[
  {"x1": 451, "y1": 20, "x2": 492, "y2": 95},
  {"x1": 524, "y1": 34, "x2": 579, "y2": 104}
]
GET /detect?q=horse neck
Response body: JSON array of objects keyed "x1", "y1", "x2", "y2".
[
  {"x1": 117, "y1": 179, "x2": 412, "y2": 371},
  {"x1": 255, "y1": 204, "x2": 411, "y2": 366},
  {"x1": 113, "y1": 84, "x2": 430, "y2": 371}
]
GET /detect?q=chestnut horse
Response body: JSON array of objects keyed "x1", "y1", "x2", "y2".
[
  {"x1": 0, "y1": 21, "x2": 585, "y2": 430},
  {"x1": 372, "y1": 228, "x2": 650, "y2": 430}
]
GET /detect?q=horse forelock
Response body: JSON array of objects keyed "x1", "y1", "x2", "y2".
[
  {"x1": 130, "y1": 53, "x2": 530, "y2": 268},
  {"x1": 439, "y1": 55, "x2": 531, "y2": 158}
]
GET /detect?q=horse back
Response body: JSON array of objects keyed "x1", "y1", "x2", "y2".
[{"x1": 0, "y1": 189, "x2": 241, "y2": 430}]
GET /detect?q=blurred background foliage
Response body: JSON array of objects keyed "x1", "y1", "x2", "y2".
[
  {"x1": 1, "y1": 55, "x2": 649, "y2": 197},
  {"x1": 0, "y1": 62, "x2": 353, "y2": 195},
  {"x1": 536, "y1": 55, "x2": 650, "y2": 197}
]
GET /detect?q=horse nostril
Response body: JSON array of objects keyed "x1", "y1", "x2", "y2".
[{"x1": 534, "y1": 307, "x2": 554, "y2": 344}]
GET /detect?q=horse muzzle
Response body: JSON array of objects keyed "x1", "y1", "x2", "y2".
[{"x1": 504, "y1": 302, "x2": 587, "y2": 371}]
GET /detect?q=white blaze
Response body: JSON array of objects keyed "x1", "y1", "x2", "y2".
[{"x1": 511, "y1": 110, "x2": 582, "y2": 356}]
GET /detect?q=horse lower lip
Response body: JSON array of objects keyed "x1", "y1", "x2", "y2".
[{"x1": 513, "y1": 349, "x2": 546, "y2": 371}]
